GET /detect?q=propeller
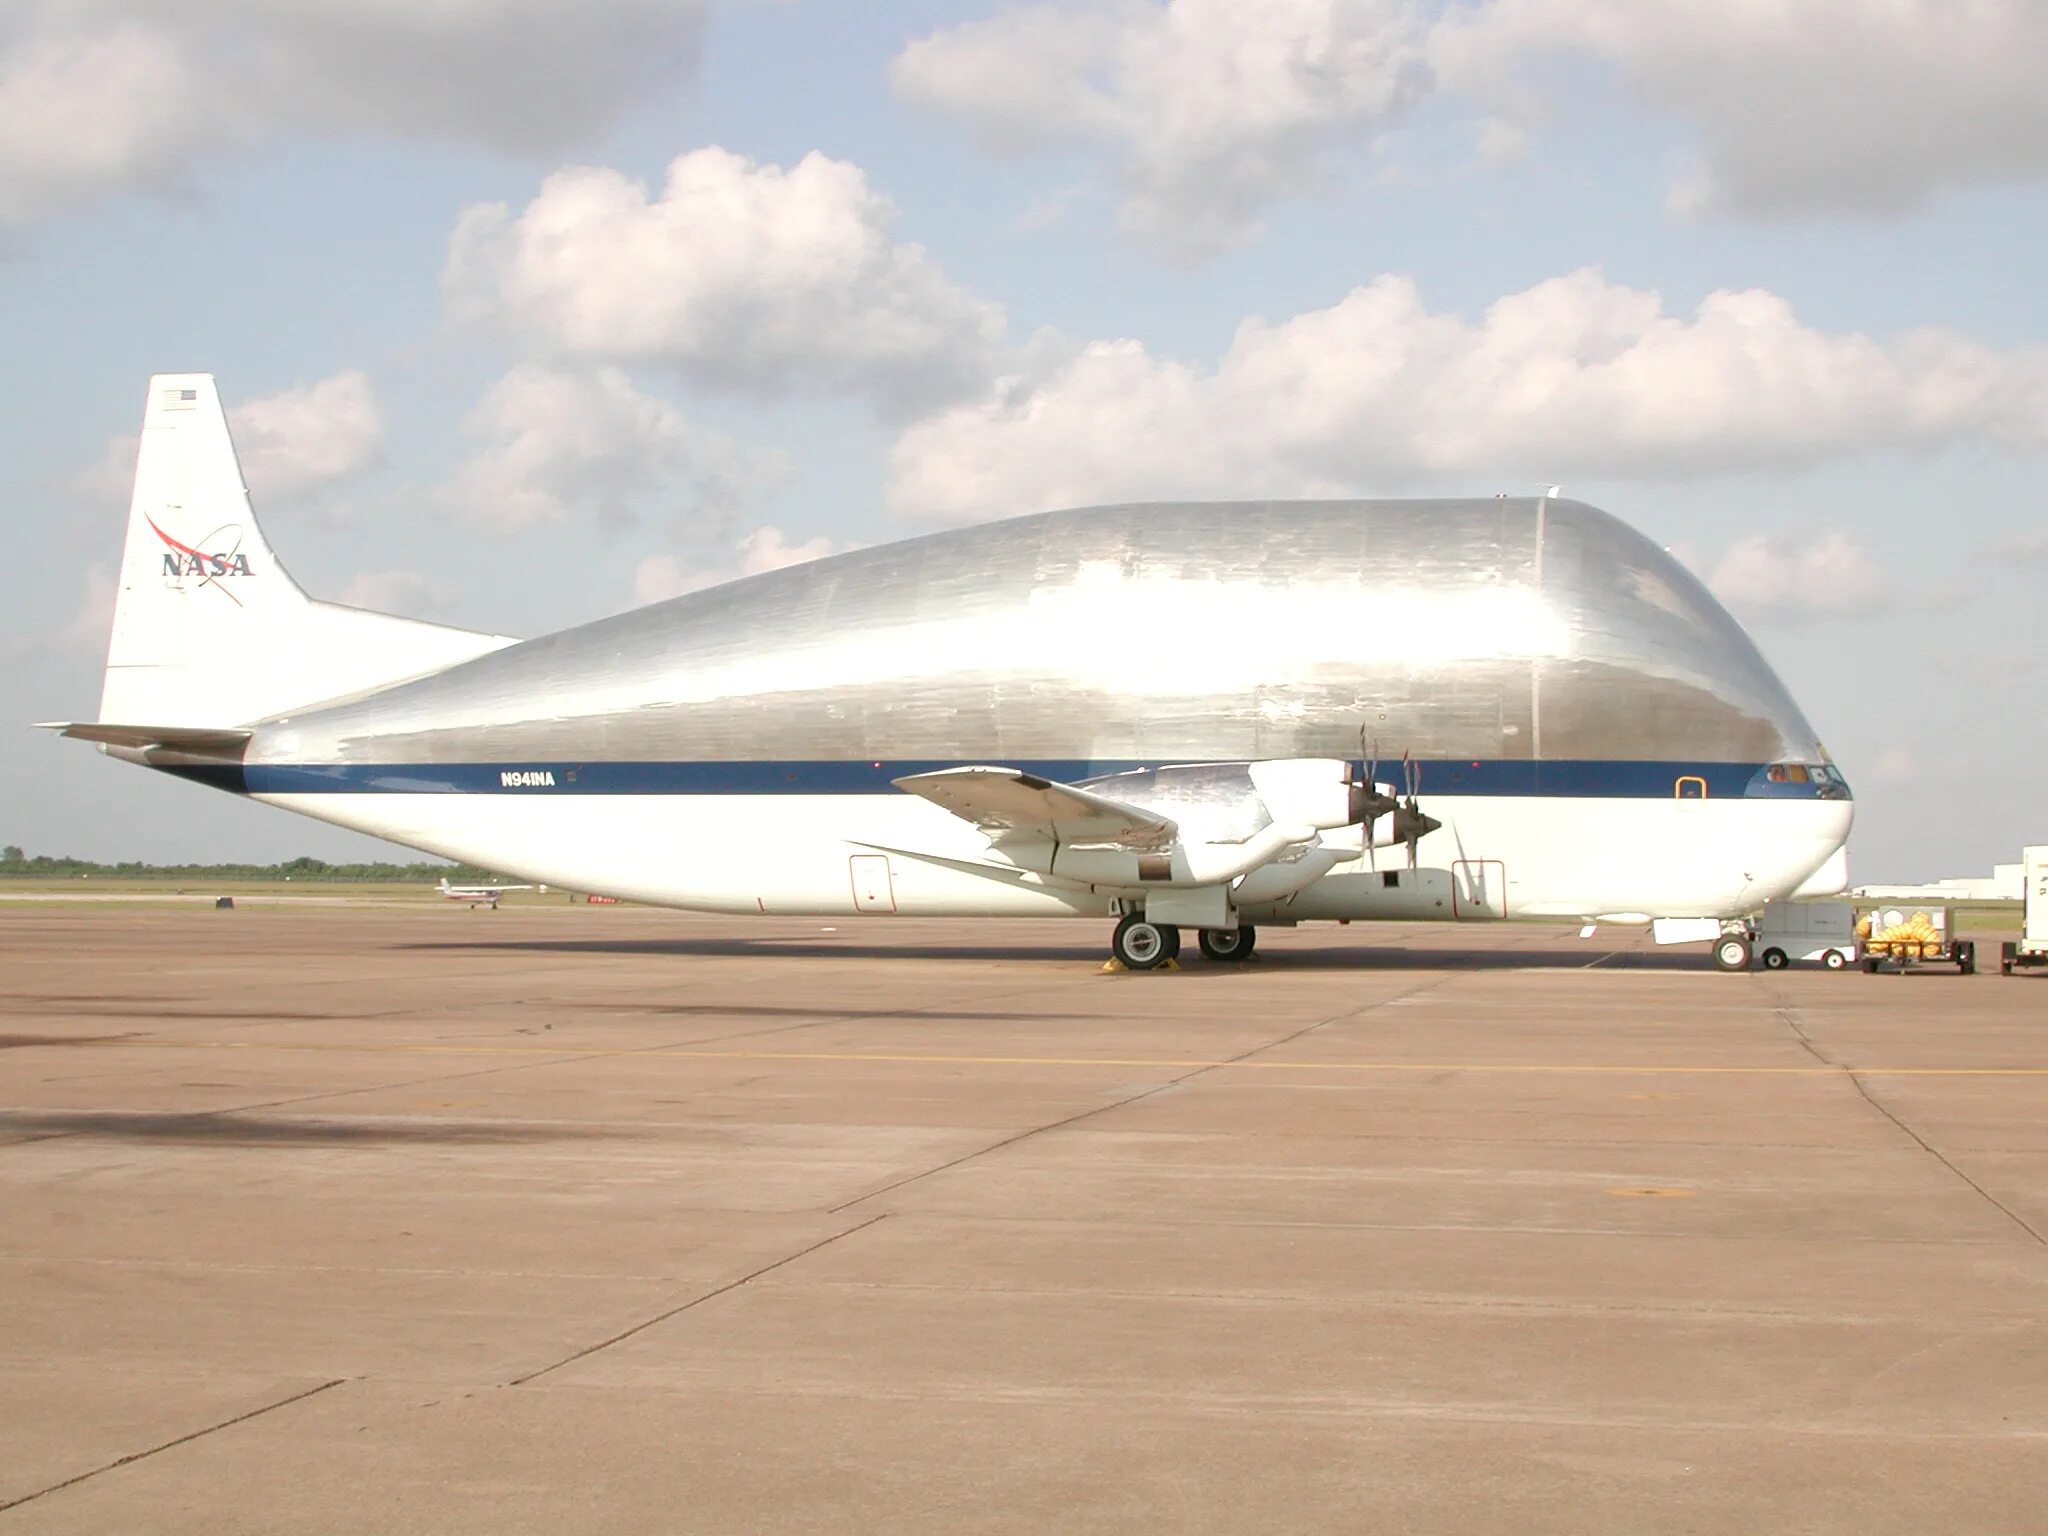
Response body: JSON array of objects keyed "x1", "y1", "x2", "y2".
[
  {"x1": 1390, "y1": 750, "x2": 1441, "y2": 870},
  {"x1": 1350, "y1": 734, "x2": 1400, "y2": 870}
]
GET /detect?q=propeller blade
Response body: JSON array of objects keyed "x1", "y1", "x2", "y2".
[{"x1": 1390, "y1": 800, "x2": 1441, "y2": 871}]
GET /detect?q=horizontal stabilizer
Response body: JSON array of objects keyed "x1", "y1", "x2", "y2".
[
  {"x1": 894, "y1": 766, "x2": 1176, "y2": 850},
  {"x1": 37, "y1": 721, "x2": 252, "y2": 755}
]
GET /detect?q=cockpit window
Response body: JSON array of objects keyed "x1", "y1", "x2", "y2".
[{"x1": 1750, "y1": 761, "x2": 1850, "y2": 799}]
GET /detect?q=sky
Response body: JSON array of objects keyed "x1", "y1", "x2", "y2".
[{"x1": 2, "y1": 0, "x2": 2044, "y2": 881}]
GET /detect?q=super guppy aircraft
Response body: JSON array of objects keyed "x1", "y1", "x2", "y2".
[{"x1": 44, "y1": 375, "x2": 1852, "y2": 970}]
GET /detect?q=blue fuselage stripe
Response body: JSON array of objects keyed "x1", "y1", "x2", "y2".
[{"x1": 195, "y1": 759, "x2": 1847, "y2": 801}]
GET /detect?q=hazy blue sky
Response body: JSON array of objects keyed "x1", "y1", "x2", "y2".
[{"x1": 4, "y1": 0, "x2": 2044, "y2": 879}]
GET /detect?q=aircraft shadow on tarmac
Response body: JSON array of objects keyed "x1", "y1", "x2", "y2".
[
  {"x1": 396, "y1": 937, "x2": 1714, "y2": 972},
  {"x1": 0, "y1": 1109, "x2": 608, "y2": 1146}
]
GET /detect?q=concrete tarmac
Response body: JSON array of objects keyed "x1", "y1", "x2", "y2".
[{"x1": 2, "y1": 906, "x2": 2045, "y2": 1533}]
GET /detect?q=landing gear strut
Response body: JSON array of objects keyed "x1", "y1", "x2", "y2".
[
  {"x1": 1111, "y1": 912, "x2": 1176, "y2": 970},
  {"x1": 1197, "y1": 926, "x2": 1257, "y2": 962}
]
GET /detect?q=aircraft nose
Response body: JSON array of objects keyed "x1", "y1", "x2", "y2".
[
  {"x1": 1791, "y1": 846, "x2": 1851, "y2": 899},
  {"x1": 1765, "y1": 801, "x2": 1856, "y2": 902}
]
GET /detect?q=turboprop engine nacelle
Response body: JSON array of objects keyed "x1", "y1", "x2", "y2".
[
  {"x1": 1248, "y1": 758, "x2": 1393, "y2": 832},
  {"x1": 1231, "y1": 840, "x2": 1354, "y2": 904},
  {"x1": 1353, "y1": 806, "x2": 1429, "y2": 850}
]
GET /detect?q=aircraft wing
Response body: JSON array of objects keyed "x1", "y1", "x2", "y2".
[{"x1": 893, "y1": 766, "x2": 1176, "y2": 851}]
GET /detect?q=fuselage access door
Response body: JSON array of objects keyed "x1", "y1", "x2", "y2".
[
  {"x1": 849, "y1": 854, "x2": 897, "y2": 913},
  {"x1": 1451, "y1": 859, "x2": 1507, "y2": 919}
]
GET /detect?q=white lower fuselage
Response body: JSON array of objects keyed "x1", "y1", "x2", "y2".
[{"x1": 258, "y1": 790, "x2": 1853, "y2": 925}]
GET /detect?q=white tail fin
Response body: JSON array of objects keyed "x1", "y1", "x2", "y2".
[{"x1": 99, "y1": 374, "x2": 514, "y2": 728}]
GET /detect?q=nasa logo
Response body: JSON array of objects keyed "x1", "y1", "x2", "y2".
[
  {"x1": 501, "y1": 770, "x2": 557, "y2": 788},
  {"x1": 161, "y1": 551, "x2": 253, "y2": 578},
  {"x1": 149, "y1": 516, "x2": 253, "y2": 603}
]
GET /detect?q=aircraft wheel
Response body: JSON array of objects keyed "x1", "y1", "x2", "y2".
[
  {"x1": 1713, "y1": 935, "x2": 1752, "y2": 972},
  {"x1": 1761, "y1": 947, "x2": 1789, "y2": 970},
  {"x1": 1158, "y1": 925, "x2": 1182, "y2": 960},
  {"x1": 1197, "y1": 926, "x2": 1257, "y2": 962},
  {"x1": 1956, "y1": 941, "x2": 1976, "y2": 976},
  {"x1": 1112, "y1": 913, "x2": 1172, "y2": 971},
  {"x1": 1823, "y1": 949, "x2": 1848, "y2": 971}
]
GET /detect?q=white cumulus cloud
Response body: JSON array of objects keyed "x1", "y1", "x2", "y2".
[
  {"x1": 336, "y1": 568, "x2": 457, "y2": 620},
  {"x1": 445, "y1": 147, "x2": 1005, "y2": 410},
  {"x1": 894, "y1": 0, "x2": 2048, "y2": 254},
  {"x1": 1979, "y1": 529, "x2": 2048, "y2": 565},
  {"x1": 1684, "y1": 530, "x2": 1896, "y2": 625},
  {"x1": 71, "y1": 369, "x2": 385, "y2": 511},
  {"x1": 887, "y1": 268, "x2": 2048, "y2": 523},
  {"x1": 629, "y1": 526, "x2": 846, "y2": 607},
  {"x1": 0, "y1": 0, "x2": 705, "y2": 226},
  {"x1": 892, "y1": 0, "x2": 1432, "y2": 258},
  {"x1": 0, "y1": 23, "x2": 203, "y2": 227},
  {"x1": 444, "y1": 365, "x2": 792, "y2": 533},
  {"x1": 231, "y1": 370, "x2": 384, "y2": 501},
  {"x1": 1435, "y1": 0, "x2": 2048, "y2": 219}
]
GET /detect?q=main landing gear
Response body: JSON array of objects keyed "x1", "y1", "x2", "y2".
[
  {"x1": 1197, "y1": 925, "x2": 1257, "y2": 963},
  {"x1": 1108, "y1": 913, "x2": 1257, "y2": 969},
  {"x1": 1110, "y1": 912, "x2": 1177, "y2": 970}
]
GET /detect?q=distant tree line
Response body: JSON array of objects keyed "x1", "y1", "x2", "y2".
[{"x1": 0, "y1": 845, "x2": 507, "y2": 883}]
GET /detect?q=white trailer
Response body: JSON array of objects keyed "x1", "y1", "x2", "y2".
[
  {"x1": 2001, "y1": 845, "x2": 2048, "y2": 974},
  {"x1": 1754, "y1": 902, "x2": 1858, "y2": 970}
]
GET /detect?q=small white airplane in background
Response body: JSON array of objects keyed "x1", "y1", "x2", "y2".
[{"x1": 436, "y1": 877, "x2": 536, "y2": 909}]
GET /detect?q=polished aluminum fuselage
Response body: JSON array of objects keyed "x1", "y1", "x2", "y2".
[
  {"x1": 260, "y1": 498, "x2": 1819, "y2": 768},
  {"x1": 239, "y1": 499, "x2": 1850, "y2": 922}
]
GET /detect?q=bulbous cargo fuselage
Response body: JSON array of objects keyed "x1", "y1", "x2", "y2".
[{"x1": 238, "y1": 498, "x2": 1851, "y2": 926}]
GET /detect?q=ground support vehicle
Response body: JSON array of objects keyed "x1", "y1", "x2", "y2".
[
  {"x1": 1655, "y1": 907, "x2": 1854, "y2": 972},
  {"x1": 1753, "y1": 901, "x2": 1858, "y2": 971},
  {"x1": 2001, "y1": 845, "x2": 2048, "y2": 975}
]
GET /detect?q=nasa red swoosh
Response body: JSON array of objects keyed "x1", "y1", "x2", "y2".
[
  {"x1": 147, "y1": 516, "x2": 205, "y2": 562},
  {"x1": 147, "y1": 515, "x2": 244, "y2": 607}
]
